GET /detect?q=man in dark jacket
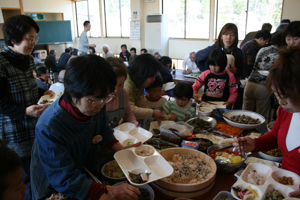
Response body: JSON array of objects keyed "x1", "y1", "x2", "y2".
[
  {"x1": 44, "y1": 49, "x2": 57, "y2": 72},
  {"x1": 57, "y1": 47, "x2": 73, "y2": 72}
]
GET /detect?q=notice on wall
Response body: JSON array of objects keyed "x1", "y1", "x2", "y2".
[{"x1": 130, "y1": 21, "x2": 140, "y2": 40}]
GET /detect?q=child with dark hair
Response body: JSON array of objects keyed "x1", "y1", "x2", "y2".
[
  {"x1": 193, "y1": 48, "x2": 238, "y2": 108},
  {"x1": 0, "y1": 140, "x2": 27, "y2": 200},
  {"x1": 141, "y1": 75, "x2": 167, "y2": 128},
  {"x1": 144, "y1": 75, "x2": 166, "y2": 111},
  {"x1": 162, "y1": 82, "x2": 195, "y2": 121}
]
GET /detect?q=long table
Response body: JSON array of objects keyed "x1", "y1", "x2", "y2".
[
  {"x1": 172, "y1": 70, "x2": 197, "y2": 84},
  {"x1": 153, "y1": 122, "x2": 268, "y2": 200}
]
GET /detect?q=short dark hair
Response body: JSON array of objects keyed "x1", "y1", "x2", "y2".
[
  {"x1": 141, "y1": 48, "x2": 148, "y2": 53},
  {"x1": 270, "y1": 31, "x2": 284, "y2": 47},
  {"x1": 121, "y1": 44, "x2": 127, "y2": 49},
  {"x1": 106, "y1": 57, "x2": 128, "y2": 79},
  {"x1": 50, "y1": 49, "x2": 56, "y2": 55},
  {"x1": 0, "y1": 140, "x2": 22, "y2": 199},
  {"x1": 159, "y1": 56, "x2": 172, "y2": 66},
  {"x1": 36, "y1": 66, "x2": 48, "y2": 77},
  {"x1": 207, "y1": 48, "x2": 228, "y2": 72},
  {"x1": 128, "y1": 54, "x2": 162, "y2": 86},
  {"x1": 255, "y1": 30, "x2": 272, "y2": 40},
  {"x1": 130, "y1": 47, "x2": 136, "y2": 53},
  {"x1": 261, "y1": 23, "x2": 272, "y2": 32},
  {"x1": 173, "y1": 82, "x2": 193, "y2": 100},
  {"x1": 284, "y1": 21, "x2": 300, "y2": 38},
  {"x1": 266, "y1": 47, "x2": 300, "y2": 106},
  {"x1": 217, "y1": 23, "x2": 239, "y2": 50},
  {"x1": 89, "y1": 46, "x2": 96, "y2": 54},
  {"x1": 281, "y1": 19, "x2": 290, "y2": 24},
  {"x1": 65, "y1": 47, "x2": 72, "y2": 53},
  {"x1": 145, "y1": 75, "x2": 163, "y2": 91},
  {"x1": 84, "y1": 21, "x2": 90, "y2": 27},
  {"x1": 3, "y1": 15, "x2": 39, "y2": 47},
  {"x1": 63, "y1": 55, "x2": 117, "y2": 104},
  {"x1": 72, "y1": 48, "x2": 78, "y2": 56}
]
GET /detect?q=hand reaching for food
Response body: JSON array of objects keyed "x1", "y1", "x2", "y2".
[
  {"x1": 193, "y1": 94, "x2": 202, "y2": 103},
  {"x1": 168, "y1": 114, "x2": 178, "y2": 121}
]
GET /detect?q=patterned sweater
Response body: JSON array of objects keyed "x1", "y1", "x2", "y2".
[{"x1": 0, "y1": 46, "x2": 39, "y2": 157}]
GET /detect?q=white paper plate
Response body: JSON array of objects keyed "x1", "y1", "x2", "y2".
[
  {"x1": 37, "y1": 94, "x2": 61, "y2": 105},
  {"x1": 258, "y1": 70, "x2": 269, "y2": 76},
  {"x1": 113, "y1": 123, "x2": 153, "y2": 146},
  {"x1": 114, "y1": 145, "x2": 174, "y2": 186}
]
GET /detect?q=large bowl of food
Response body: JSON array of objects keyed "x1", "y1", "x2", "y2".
[
  {"x1": 258, "y1": 148, "x2": 283, "y2": 162},
  {"x1": 207, "y1": 144, "x2": 247, "y2": 173},
  {"x1": 223, "y1": 110, "x2": 265, "y2": 130},
  {"x1": 101, "y1": 160, "x2": 126, "y2": 182},
  {"x1": 154, "y1": 148, "x2": 217, "y2": 194}
]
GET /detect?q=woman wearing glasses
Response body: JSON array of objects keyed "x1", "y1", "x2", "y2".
[
  {"x1": 0, "y1": 15, "x2": 50, "y2": 199},
  {"x1": 30, "y1": 55, "x2": 141, "y2": 200}
]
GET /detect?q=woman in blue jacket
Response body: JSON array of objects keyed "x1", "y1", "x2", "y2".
[{"x1": 30, "y1": 55, "x2": 141, "y2": 200}]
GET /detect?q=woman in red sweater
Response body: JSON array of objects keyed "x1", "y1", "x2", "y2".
[{"x1": 234, "y1": 47, "x2": 300, "y2": 198}]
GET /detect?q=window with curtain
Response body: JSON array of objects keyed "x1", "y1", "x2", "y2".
[
  {"x1": 216, "y1": 0, "x2": 283, "y2": 39},
  {"x1": 75, "y1": 0, "x2": 101, "y2": 37},
  {"x1": 162, "y1": 0, "x2": 211, "y2": 39},
  {"x1": 104, "y1": 0, "x2": 131, "y2": 37}
]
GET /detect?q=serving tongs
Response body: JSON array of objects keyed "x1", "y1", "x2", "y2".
[
  {"x1": 84, "y1": 167, "x2": 102, "y2": 184},
  {"x1": 216, "y1": 108, "x2": 231, "y2": 121}
]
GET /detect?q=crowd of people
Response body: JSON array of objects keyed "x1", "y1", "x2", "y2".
[{"x1": 1, "y1": 14, "x2": 300, "y2": 200}]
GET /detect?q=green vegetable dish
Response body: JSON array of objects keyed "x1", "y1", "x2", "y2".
[
  {"x1": 187, "y1": 118, "x2": 212, "y2": 132},
  {"x1": 262, "y1": 189, "x2": 284, "y2": 200}
]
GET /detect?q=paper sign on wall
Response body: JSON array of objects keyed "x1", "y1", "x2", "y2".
[{"x1": 130, "y1": 21, "x2": 140, "y2": 40}]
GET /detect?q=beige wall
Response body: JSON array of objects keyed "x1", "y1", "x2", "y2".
[
  {"x1": 1, "y1": 0, "x2": 300, "y2": 59},
  {"x1": 282, "y1": 0, "x2": 300, "y2": 21}
]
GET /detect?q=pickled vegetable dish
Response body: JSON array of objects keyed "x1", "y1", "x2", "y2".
[{"x1": 210, "y1": 149, "x2": 242, "y2": 164}]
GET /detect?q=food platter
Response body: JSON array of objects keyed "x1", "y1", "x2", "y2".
[
  {"x1": 213, "y1": 123, "x2": 243, "y2": 138},
  {"x1": 231, "y1": 163, "x2": 300, "y2": 200},
  {"x1": 223, "y1": 110, "x2": 265, "y2": 130},
  {"x1": 113, "y1": 123, "x2": 153, "y2": 146},
  {"x1": 186, "y1": 117, "x2": 217, "y2": 133},
  {"x1": 114, "y1": 145, "x2": 174, "y2": 186},
  {"x1": 183, "y1": 73, "x2": 200, "y2": 79},
  {"x1": 149, "y1": 121, "x2": 175, "y2": 136}
]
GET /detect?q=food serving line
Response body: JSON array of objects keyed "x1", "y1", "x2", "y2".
[
  {"x1": 153, "y1": 119, "x2": 268, "y2": 200},
  {"x1": 100, "y1": 103, "x2": 296, "y2": 200}
]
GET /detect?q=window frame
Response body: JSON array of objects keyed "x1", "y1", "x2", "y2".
[
  {"x1": 215, "y1": 0, "x2": 284, "y2": 40},
  {"x1": 75, "y1": 0, "x2": 101, "y2": 38},
  {"x1": 103, "y1": 0, "x2": 130, "y2": 38},
  {"x1": 162, "y1": 0, "x2": 211, "y2": 40}
]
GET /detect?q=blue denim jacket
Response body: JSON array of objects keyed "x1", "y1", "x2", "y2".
[{"x1": 31, "y1": 97, "x2": 115, "y2": 199}]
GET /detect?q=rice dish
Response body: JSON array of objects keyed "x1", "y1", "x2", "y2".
[
  {"x1": 135, "y1": 146, "x2": 155, "y2": 156},
  {"x1": 163, "y1": 154, "x2": 212, "y2": 184},
  {"x1": 246, "y1": 170, "x2": 265, "y2": 185}
]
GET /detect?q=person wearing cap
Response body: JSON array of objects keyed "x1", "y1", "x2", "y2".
[
  {"x1": 102, "y1": 44, "x2": 114, "y2": 59},
  {"x1": 154, "y1": 52, "x2": 161, "y2": 59}
]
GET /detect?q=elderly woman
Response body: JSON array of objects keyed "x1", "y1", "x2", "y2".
[
  {"x1": 234, "y1": 47, "x2": 300, "y2": 197},
  {"x1": 0, "y1": 15, "x2": 50, "y2": 199},
  {"x1": 125, "y1": 53, "x2": 165, "y2": 121},
  {"x1": 30, "y1": 55, "x2": 140, "y2": 200}
]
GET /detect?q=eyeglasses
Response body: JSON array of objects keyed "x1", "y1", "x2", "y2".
[
  {"x1": 84, "y1": 93, "x2": 115, "y2": 107},
  {"x1": 25, "y1": 37, "x2": 39, "y2": 43}
]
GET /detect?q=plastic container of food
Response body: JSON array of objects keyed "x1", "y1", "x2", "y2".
[
  {"x1": 37, "y1": 93, "x2": 61, "y2": 105},
  {"x1": 113, "y1": 123, "x2": 153, "y2": 146},
  {"x1": 114, "y1": 145, "x2": 173, "y2": 186},
  {"x1": 160, "y1": 123, "x2": 186, "y2": 145},
  {"x1": 176, "y1": 121, "x2": 194, "y2": 135},
  {"x1": 231, "y1": 163, "x2": 300, "y2": 200}
]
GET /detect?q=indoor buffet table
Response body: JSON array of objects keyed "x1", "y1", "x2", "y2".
[{"x1": 153, "y1": 121, "x2": 269, "y2": 200}]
